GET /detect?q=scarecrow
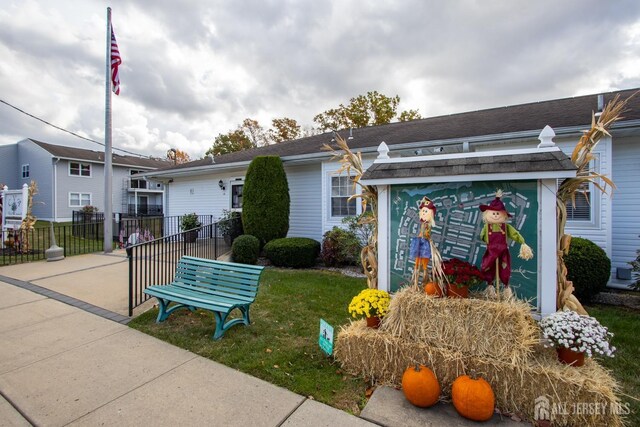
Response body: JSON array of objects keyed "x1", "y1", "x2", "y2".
[
  {"x1": 479, "y1": 190, "x2": 533, "y2": 298},
  {"x1": 410, "y1": 196, "x2": 446, "y2": 291}
]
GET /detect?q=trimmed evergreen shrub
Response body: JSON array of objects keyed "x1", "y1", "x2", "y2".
[
  {"x1": 564, "y1": 237, "x2": 611, "y2": 302},
  {"x1": 321, "y1": 227, "x2": 362, "y2": 267},
  {"x1": 264, "y1": 237, "x2": 320, "y2": 268},
  {"x1": 242, "y1": 156, "x2": 290, "y2": 247},
  {"x1": 232, "y1": 234, "x2": 260, "y2": 265}
]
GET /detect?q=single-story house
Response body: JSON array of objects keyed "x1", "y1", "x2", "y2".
[
  {"x1": 141, "y1": 88, "x2": 640, "y2": 284},
  {"x1": 0, "y1": 139, "x2": 169, "y2": 221}
]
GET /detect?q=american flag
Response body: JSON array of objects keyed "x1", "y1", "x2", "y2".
[{"x1": 110, "y1": 25, "x2": 121, "y2": 95}]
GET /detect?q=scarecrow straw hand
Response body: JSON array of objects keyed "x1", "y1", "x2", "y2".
[{"x1": 518, "y1": 243, "x2": 533, "y2": 261}]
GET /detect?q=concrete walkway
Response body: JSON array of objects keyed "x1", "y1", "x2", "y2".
[{"x1": 0, "y1": 280, "x2": 375, "y2": 426}]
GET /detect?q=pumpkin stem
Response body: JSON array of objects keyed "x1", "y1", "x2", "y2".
[{"x1": 414, "y1": 364, "x2": 421, "y2": 372}]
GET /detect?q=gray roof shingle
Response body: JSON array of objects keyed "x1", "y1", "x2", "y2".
[
  {"x1": 160, "y1": 87, "x2": 639, "y2": 173},
  {"x1": 29, "y1": 139, "x2": 170, "y2": 169},
  {"x1": 361, "y1": 150, "x2": 576, "y2": 182}
]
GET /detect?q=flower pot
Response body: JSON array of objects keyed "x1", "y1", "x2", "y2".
[
  {"x1": 184, "y1": 230, "x2": 199, "y2": 243},
  {"x1": 446, "y1": 283, "x2": 469, "y2": 298},
  {"x1": 366, "y1": 316, "x2": 381, "y2": 329},
  {"x1": 556, "y1": 347, "x2": 585, "y2": 367}
]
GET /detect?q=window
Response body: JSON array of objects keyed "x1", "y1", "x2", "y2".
[
  {"x1": 69, "y1": 192, "x2": 91, "y2": 207},
  {"x1": 331, "y1": 176, "x2": 357, "y2": 217},
  {"x1": 566, "y1": 182, "x2": 592, "y2": 221},
  {"x1": 231, "y1": 183, "x2": 243, "y2": 209},
  {"x1": 21, "y1": 164, "x2": 29, "y2": 179},
  {"x1": 70, "y1": 162, "x2": 91, "y2": 177}
]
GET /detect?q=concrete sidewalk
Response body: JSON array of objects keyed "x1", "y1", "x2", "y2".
[{"x1": 0, "y1": 279, "x2": 375, "y2": 426}]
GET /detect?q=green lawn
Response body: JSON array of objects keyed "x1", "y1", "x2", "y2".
[
  {"x1": 129, "y1": 268, "x2": 370, "y2": 413},
  {"x1": 586, "y1": 305, "x2": 640, "y2": 426}
]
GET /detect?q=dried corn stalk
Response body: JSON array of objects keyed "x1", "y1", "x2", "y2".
[
  {"x1": 323, "y1": 135, "x2": 378, "y2": 288},
  {"x1": 18, "y1": 180, "x2": 38, "y2": 253},
  {"x1": 556, "y1": 92, "x2": 637, "y2": 314}
]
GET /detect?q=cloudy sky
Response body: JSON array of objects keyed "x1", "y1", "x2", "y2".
[{"x1": 1, "y1": 0, "x2": 639, "y2": 159}]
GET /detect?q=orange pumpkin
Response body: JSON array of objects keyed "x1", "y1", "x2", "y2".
[
  {"x1": 424, "y1": 282, "x2": 443, "y2": 297},
  {"x1": 401, "y1": 364, "x2": 441, "y2": 408},
  {"x1": 451, "y1": 374, "x2": 495, "y2": 421}
]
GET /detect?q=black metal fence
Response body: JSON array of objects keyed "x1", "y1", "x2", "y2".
[
  {"x1": 127, "y1": 220, "x2": 232, "y2": 316},
  {"x1": 1, "y1": 223, "x2": 105, "y2": 266},
  {"x1": 126, "y1": 204, "x2": 163, "y2": 216},
  {"x1": 1, "y1": 214, "x2": 220, "y2": 267}
]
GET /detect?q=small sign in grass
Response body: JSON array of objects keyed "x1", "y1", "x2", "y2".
[{"x1": 319, "y1": 319, "x2": 334, "y2": 356}]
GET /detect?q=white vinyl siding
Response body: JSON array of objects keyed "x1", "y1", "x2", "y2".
[
  {"x1": 286, "y1": 163, "x2": 322, "y2": 240},
  {"x1": 69, "y1": 192, "x2": 91, "y2": 207},
  {"x1": 611, "y1": 135, "x2": 640, "y2": 272},
  {"x1": 69, "y1": 162, "x2": 91, "y2": 177}
]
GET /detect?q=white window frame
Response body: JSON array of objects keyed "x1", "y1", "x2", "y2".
[
  {"x1": 329, "y1": 174, "x2": 359, "y2": 218},
  {"x1": 69, "y1": 192, "x2": 92, "y2": 208},
  {"x1": 69, "y1": 161, "x2": 92, "y2": 177},
  {"x1": 230, "y1": 178, "x2": 244, "y2": 210},
  {"x1": 21, "y1": 164, "x2": 29, "y2": 179},
  {"x1": 560, "y1": 155, "x2": 600, "y2": 227}
]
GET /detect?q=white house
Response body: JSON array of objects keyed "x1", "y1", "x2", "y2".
[
  {"x1": 141, "y1": 88, "x2": 640, "y2": 284},
  {"x1": 0, "y1": 139, "x2": 169, "y2": 221}
]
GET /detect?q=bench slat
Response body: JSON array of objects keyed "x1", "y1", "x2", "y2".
[
  {"x1": 145, "y1": 286, "x2": 236, "y2": 312},
  {"x1": 173, "y1": 279, "x2": 257, "y2": 299},
  {"x1": 175, "y1": 271, "x2": 258, "y2": 293},
  {"x1": 181, "y1": 256, "x2": 263, "y2": 275},
  {"x1": 176, "y1": 268, "x2": 260, "y2": 287},
  {"x1": 170, "y1": 282, "x2": 254, "y2": 304}
]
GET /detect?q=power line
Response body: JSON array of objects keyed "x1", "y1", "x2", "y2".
[{"x1": 0, "y1": 98, "x2": 153, "y2": 158}]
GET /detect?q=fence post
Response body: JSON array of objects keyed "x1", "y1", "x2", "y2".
[{"x1": 128, "y1": 247, "x2": 134, "y2": 317}]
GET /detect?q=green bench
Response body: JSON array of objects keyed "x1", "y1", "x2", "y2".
[{"x1": 143, "y1": 256, "x2": 264, "y2": 340}]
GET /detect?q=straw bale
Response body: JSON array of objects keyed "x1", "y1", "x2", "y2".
[
  {"x1": 335, "y1": 321, "x2": 624, "y2": 426},
  {"x1": 380, "y1": 288, "x2": 540, "y2": 365}
]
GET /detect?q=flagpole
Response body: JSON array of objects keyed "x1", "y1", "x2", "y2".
[{"x1": 104, "y1": 7, "x2": 113, "y2": 252}]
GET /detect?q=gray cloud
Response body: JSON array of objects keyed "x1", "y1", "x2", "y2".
[{"x1": 1, "y1": 0, "x2": 639, "y2": 157}]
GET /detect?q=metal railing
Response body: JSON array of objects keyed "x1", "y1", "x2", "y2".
[
  {"x1": 1, "y1": 223, "x2": 106, "y2": 266},
  {"x1": 127, "y1": 220, "x2": 232, "y2": 316},
  {"x1": 126, "y1": 204, "x2": 163, "y2": 216}
]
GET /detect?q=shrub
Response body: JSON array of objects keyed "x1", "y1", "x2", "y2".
[
  {"x1": 264, "y1": 237, "x2": 320, "y2": 268},
  {"x1": 321, "y1": 227, "x2": 362, "y2": 267},
  {"x1": 342, "y1": 212, "x2": 374, "y2": 246},
  {"x1": 232, "y1": 235, "x2": 260, "y2": 265},
  {"x1": 242, "y1": 156, "x2": 290, "y2": 247},
  {"x1": 218, "y1": 209, "x2": 244, "y2": 244},
  {"x1": 565, "y1": 237, "x2": 611, "y2": 302},
  {"x1": 630, "y1": 235, "x2": 640, "y2": 290}
]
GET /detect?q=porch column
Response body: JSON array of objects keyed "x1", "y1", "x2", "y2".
[
  {"x1": 377, "y1": 184, "x2": 390, "y2": 292},
  {"x1": 539, "y1": 179, "x2": 558, "y2": 316}
]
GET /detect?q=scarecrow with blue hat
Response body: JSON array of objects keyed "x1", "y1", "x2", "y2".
[{"x1": 479, "y1": 190, "x2": 534, "y2": 298}]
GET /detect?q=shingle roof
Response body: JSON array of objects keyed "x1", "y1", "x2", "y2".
[
  {"x1": 29, "y1": 139, "x2": 170, "y2": 169},
  {"x1": 361, "y1": 149, "x2": 576, "y2": 182},
  {"x1": 160, "y1": 87, "x2": 640, "y2": 173}
]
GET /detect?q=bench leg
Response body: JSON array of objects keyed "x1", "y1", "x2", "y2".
[
  {"x1": 155, "y1": 298, "x2": 193, "y2": 323},
  {"x1": 211, "y1": 305, "x2": 251, "y2": 340}
]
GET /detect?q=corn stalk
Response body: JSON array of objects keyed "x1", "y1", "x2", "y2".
[
  {"x1": 323, "y1": 135, "x2": 378, "y2": 288},
  {"x1": 556, "y1": 93, "x2": 636, "y2": 314},
  {"x1": 18, "y1": 180, "x2": 38, "y2": 253}
]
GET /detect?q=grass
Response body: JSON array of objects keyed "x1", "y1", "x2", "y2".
[
  {"x1": 586, "y1": 304, "x2": 640, "y2": 426},
  {"x1": 129, "y1": 268, "x2": 370, "y2": 414}
]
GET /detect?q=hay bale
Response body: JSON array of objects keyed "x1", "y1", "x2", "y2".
[
  {"x1": 380, "y1": 288, "x2": 540, "y2": 365},
  {"x1": 335, "y1": 320, "x2": 624, "y2": 426}
]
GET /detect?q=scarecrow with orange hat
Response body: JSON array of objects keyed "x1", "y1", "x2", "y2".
[
  {"x1": 479, "y1": 190, "x2": 534, "y2": 298},
  {"x1": 410, "y1": 196, "x2": 446, "y2": 292}
]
